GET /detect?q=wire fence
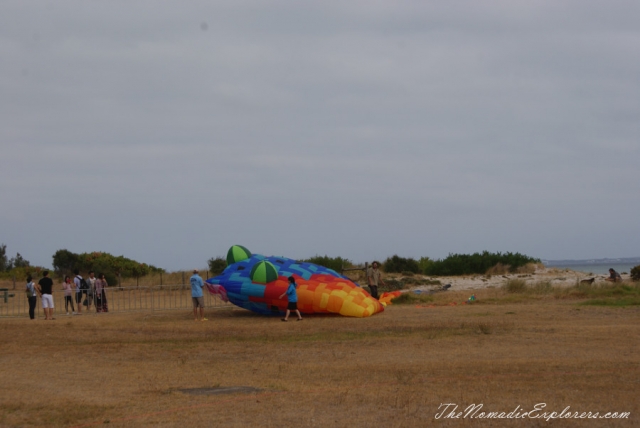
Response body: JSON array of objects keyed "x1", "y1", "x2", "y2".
[{"x1": 0, "y1": 285, "x2": 231, "y2": 318}]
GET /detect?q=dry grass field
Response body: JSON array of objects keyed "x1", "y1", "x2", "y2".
[{"x1": 1, "y1": 287, "x2": 639, "y2": 427}]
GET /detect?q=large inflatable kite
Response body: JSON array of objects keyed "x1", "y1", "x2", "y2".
[{"x1": 205, "y1": 246, "x2": 384, "y2": 318}]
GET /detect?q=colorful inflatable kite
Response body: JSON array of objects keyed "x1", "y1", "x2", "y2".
[
  {"x1": 205, "y1": 246, "x2": 384, "y2": 318},
  {"x1": 379, "y1": 291, "x2": 402, "y2": 306}
]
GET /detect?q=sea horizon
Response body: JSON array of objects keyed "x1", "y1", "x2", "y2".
[{"x1": 542, "y1": 257, "x2": 640, "y2": 275}]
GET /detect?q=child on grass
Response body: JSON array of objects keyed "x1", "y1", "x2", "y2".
[
  {"x1": 279, "y1": 276, "x2": 302, "y2": 322},
  {"x1": 62, "y1": 276, "x2": 75, "y2": 315}
]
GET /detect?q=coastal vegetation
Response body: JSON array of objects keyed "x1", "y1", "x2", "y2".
[
  {"x1": 302, "y1": 255, "x2": 352, "y2": 272},
  {"x1": 52, "y1": 249, "x2": 163, "y2": 286},
  {"x1": 379, "y1": 251, "x2": 540, "y2": 276},
  {"x1": 498, "y1": 278, "x2": 640, "y2": 307},
  {"x1": 207, "y1": 257, "x2": 227, "y2": 275},
  {"x1": 423, "y1": 251, "x2": 541, "y2": 276},
  {"x1": 381, "y1": 255, "x2": 421, "y2": 274}
]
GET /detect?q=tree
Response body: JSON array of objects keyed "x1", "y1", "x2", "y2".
[
  {"x1": 208, "y1": 257, "x2": 227, "y2": 275},
  {"x1": 382, "y1": 255, "x2": 420, "y2": 274},
  {"x1": 0, "y1": 244, "x2": 9, "y2": 271},
  {"x1": 10, "y1": 252, "x2": 30, "y2": 268},
  {"x1": 303, "y1": 255, "x2": 351, "y2": 273},
  {"x1": 52, "y1": 249, "x2": 79, "y2": 275}
]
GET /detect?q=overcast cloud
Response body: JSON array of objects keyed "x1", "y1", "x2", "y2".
[{"x1": 1, "y1": 1, "x2": 638, "y2": 270}]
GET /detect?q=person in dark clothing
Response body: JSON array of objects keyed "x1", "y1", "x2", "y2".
[
  {"x1": 25, "y1": 275, "x2": 37, "y2": 320},
  {"x1": 37, "y1": 271, "x2": 55, "y2": 320},
  {"x1": 366, "y1": 261, "x2": 385, "y2": 299},
  {"x1": 606, "y1": 268, "x2": 622, "y2": 283}
]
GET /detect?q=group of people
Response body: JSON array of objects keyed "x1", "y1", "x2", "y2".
[{"x1": 25, "y1": 269, "x2": 109, "y2": 320}]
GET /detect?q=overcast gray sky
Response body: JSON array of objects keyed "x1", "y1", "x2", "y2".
[{"x1": 1, "y1": 1, "x2": 638, "y2": 271}]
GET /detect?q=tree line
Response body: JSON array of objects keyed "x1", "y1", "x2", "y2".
[
  {"x1": 0, "y1": 243, "x2": 164, "y2": 286},
  {"x1": 2, "y1": 241, "x2": 542, "y2": 283}
]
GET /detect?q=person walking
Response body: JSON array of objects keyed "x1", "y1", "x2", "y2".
[
  {"x1": 190, "y1": 269, "x2": 207, "y2": 321},
  {"x1": 62, "y1": 276, "x2": 76, "y2": 315},
  {"x1": 25, "y1": 275, "x2": 37, "y2": 320},
  {"x1": 279, "y1": 276, "x2": 302, "y2": 322},
  {"x1": 37, "y1": 271, "x2": 55, "y2": 320},
  {"x1": 366, "y1": 261, "x2": 385, "y2": 299}
]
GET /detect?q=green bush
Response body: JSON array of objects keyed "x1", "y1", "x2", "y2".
[
  {"x1": 303, "y1": 255, "x2": 351, "y2": 273},
  {"x1": 207, "y1": 257, "x2": 227, "y2": 275},
  {"x1": 382, "y1": 255, "x2": 420, "y2": 274},
  {"x1": 417, "y1": 257, "x2": 433, "y2": 274},
  {"x1": 102, "y1": 272, "x2": 119, "y2": 287},
  {"x1": 631, "y1": 265, "x2": 640, "y2": 281},
  {"x1": 0, "y1": 265, "x2": 48, "y2": 281},
  {"x1": 51, "y1": 249, "x2": 164, "y2": 283},
  {"x1": 424, "y1": 251, "x2": 540, "y2": 276}
]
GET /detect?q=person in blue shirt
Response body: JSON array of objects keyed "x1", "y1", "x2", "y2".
[
  {"x1": 279, "y1": 276, "x2": 302, "y2": 321},
  {"x1": 190, "y1": 269, "x2": 207, "y2": 321}
]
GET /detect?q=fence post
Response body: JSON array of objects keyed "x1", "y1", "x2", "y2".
[
  {"x1": 160, "y1": 272, "x2": 163, "y2": 286},
  {"x1": 12, "y1": 275, "x2": 16, "y2": 290},
  {"x1": 182, "y1": 271, "x2": 185, "y2": 286}
]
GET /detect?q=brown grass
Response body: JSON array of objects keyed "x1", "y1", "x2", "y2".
[{"x1": 1, "y1": 295, "x2": 639, "y2": 427}]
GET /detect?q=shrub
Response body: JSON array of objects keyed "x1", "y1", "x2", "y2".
[
  {"x1": 207, "y1": 257, "x2": 227, "y2": 275},
  {"x1": 503, "y1": 279, "x2": 527, "y2": 293},
  {"x1": 417, "y1": 257, "x2": 433, "y2": 273},
  {"x1": 51, "y1": 249, "x2": 164, "y2": 284},
  {"x1": 516, "y1": 263, "x2": 539, "y2": 274},
  {"x1": 0, "y1": 265, "x2": 47, "y2": 281},
  {"x1": 485, "y1": 263, "x2": 511, "y2": 275},
  {"x1": 631, "y1": 265, "x2": 640, "y2": 282},
  {"x1": 304, "y1": 255, "x2": 351, "y2": 273},
  {"x1": 424, "y1": 251, "x2": 541, "y2": 276},
  {"x1": 379, "y1": 278, "x2": 408, "y2": 291},
  {"x1": 391, "y1": 292, "x2": 434, "y2": 305},
  {"x1": 382, "y1": 255, "x2": 420, "y2": 274},
  {"x1": 102, "y1": 272, "x2": 119, "y2": 287},
  {"x1": 529, "y1": 281, "x2": 553, "y2": 295}
]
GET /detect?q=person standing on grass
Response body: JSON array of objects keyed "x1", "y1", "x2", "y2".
[
  {"x1": 37, "y1": 271, "x2": 55, "y2": 320},
  {"x1": 73, "y1": 269, "x2": 84, "y2": 314},
  {"x1": 279, "y1": 276, "x2": 302, "y2": 322},
  {"x1": 25, "y1": 275, "x2": 37, "y2": 320},
  {"x1": 94, "y1": 273, "x2": 109, "y2": 313},
  {"x1": 366, "y1": 261, "x2": 385, "y2": 299},
  {"x1": 85, "y1": 271, "x2": 96, "y2": 311},
  {"x1": 62, "y1": 276, "x2": 76, "y2": 315},
  {"x1": 190, "y1": 269, "x2": 207, "y2": 321}
]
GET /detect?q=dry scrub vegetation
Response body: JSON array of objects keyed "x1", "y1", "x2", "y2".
[{"x1": 1, "y1": 288, "x2": 639, "y2": 427}]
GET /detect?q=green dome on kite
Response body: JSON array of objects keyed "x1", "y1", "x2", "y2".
[
  {"x1": 226, "y1": 245, "x2": 252, "y2": 265},
  {"x1": 250, "y1": 261, "x2": 278, "y2": 284}
]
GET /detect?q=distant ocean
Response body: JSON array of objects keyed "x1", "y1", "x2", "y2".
[{"x1": 543, "y1": 258, "x2": 640, "y2": 275}]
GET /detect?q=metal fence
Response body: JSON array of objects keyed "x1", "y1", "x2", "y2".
[{"x1": 0, "y1": 285, "x2": 231, "y2": 318}]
